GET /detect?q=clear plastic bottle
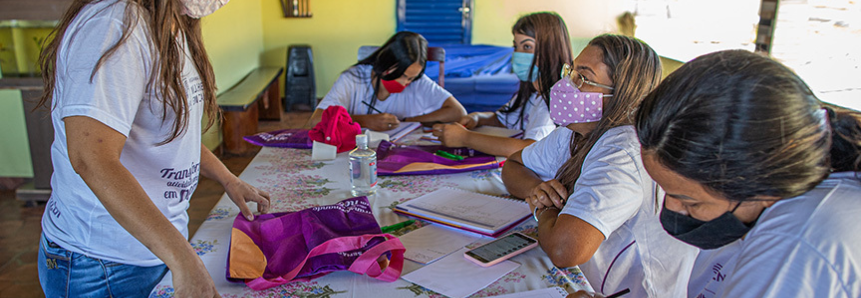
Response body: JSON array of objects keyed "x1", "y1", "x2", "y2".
[{"x1": 349, "y1": 134, "x2": 377, "y2": 196}]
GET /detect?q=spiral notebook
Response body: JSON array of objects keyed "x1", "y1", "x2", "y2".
[{"x1": 394, "y1": 188, "x2": 531, "y2": 237}]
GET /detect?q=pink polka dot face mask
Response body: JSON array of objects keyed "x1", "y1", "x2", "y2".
[{"x1": 549, "y1": 79, "x2": 608, "y2": 125}]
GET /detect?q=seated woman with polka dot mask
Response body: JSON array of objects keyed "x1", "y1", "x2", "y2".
[{"x1": 501, "y1": 34, "x2": 698, "y2": 298}]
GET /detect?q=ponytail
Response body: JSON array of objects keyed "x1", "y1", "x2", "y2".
[{"x1": 824, "y1": 104, "x2": 861, "y2": 172}]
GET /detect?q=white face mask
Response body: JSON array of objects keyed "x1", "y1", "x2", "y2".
[{"x1": 180, "y1": 0, "x2": 229, "y2": 18}]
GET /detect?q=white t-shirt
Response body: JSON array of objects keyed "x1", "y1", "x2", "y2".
[
  {"x1": 42, "y1": 0, "x2": 203, "y2": 266},
  {"x1": 689, "y1": 171, "x2": 861, "y2": 298},
  {"x1": 494, "y1": 93, "x2": 555, "y2": 141},
  {"x1": 687, "y1": 240, "x2": 743, "y2": 298},
  {"x1": 316, "y1": 64, "x2": 453, "y2": 119},
  {"x1": 521, "y1": 125, "x2": 697, "y2": 298}
]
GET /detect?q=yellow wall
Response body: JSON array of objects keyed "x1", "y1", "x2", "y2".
[
  {"x1": 472, "y1": 0, "x2": 630, "y2": 45},
  {"x1": 258, "y1": 0, "x2": 633, "y2": 99},
  {"x1": 200, "y1": 0, "x2": 265, "y2": 149},
  {"x1": 260, "y1": 0, "x2": 395, "y2": 97}
]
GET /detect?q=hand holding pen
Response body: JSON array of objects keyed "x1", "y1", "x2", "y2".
[{"x1": 361, "y1": 101, "x2": 400, "y2": 131}]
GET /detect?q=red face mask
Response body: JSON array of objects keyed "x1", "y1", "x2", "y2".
[{"x1": 381, "y1": 79, "x2": 407, "y2": 94}]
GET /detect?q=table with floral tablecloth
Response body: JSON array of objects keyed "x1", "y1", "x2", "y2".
[{"x1": 149, "y1": 140, "x2": 592, "y2": 298}]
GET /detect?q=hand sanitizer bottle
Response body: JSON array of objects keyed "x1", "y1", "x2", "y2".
[{"x1": 349, "y1": 134, "x2": 377, "y2": 196}]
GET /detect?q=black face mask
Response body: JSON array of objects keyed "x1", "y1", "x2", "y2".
[{"x1": 660, "y1": 202, "x2": 758, "y2": 250}]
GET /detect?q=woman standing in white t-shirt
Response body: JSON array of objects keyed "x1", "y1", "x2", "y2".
[
  {"x1": 631, "y1": 50, "x2": 861, "y2": 298},
  {"x1": 430, "y1": 12, "x2": 565, "y2": 157},
  {"x1": 502, "y1": 34, "x2": 697, "y2": 297},
  {"x1": 307, "y1": 31, "x2": 466, "y2": 131},
  {"x1": 36, "y1": 0, "x2": 270, "y2": 297}
]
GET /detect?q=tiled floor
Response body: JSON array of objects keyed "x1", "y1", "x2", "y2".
[{"x1": 0, "y1": 110, "x2": 312, "y2": 297}]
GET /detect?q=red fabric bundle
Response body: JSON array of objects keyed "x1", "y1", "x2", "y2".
[{"x1": 309, "y1": 105, "x2": 362, "y2": 153}]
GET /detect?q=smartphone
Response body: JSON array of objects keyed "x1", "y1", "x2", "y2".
[{"x1": 464, "y1": 232, "x2": 538, "y2": 267}]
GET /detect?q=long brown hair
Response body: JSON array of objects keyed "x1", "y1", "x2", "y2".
[
  {"x1": 38, "y1": 0, "x2": 218, "y2": 145},
  {"x1": 555, "y1": 34, "x2": 662, "y2": 192},
  {"x1": 502, "y1": 12, "x2": 573, "y2": 129}
]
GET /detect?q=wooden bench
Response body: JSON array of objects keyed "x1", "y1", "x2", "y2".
[{"x1": 217, "y1": 67, "x2": 284, "y2": 155}]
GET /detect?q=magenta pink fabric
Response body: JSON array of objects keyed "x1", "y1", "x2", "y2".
[
  {"x1": 309, "y1": 105, "x2": 362, "y2": 153},
  {"x1": 227, "y1": 197, "x2": 405, "y2": 291}
]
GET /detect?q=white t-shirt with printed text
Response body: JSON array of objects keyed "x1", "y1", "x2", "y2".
[
  {"x1": 316, "y1": 65, "x2": 453, "y2": 119},
  {"x1": 521, "y1": 125, "x2": 697, "y2": 298},
  {"x1": 42, "y1": 0, "x2": 203, "y2": 266},
  {"x1": 688, "y1": 171, "x2": 861, "y2": 298},
  {"x1": 494, "y1": 93, "x2": 555, "y2": 141}
]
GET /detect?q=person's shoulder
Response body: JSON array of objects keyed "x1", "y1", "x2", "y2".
[
  {"x1": 751, "y1": 174, "x2": 861, "y2": 252},
  {"x1": 77, "y1": 0, "x2": 139, "y2": 24},
  {"x1": 547, "y1": 126, "x2": 574, "y2": 141},
  {"x1": 337, "y1": 65, "x2": 371, "y2": 84},
  {"x1": 594, "y1": 126, "x2": 638, "y2": 150}
]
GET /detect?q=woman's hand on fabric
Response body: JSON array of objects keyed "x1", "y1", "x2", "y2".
[
  {"x1": 224, "y1": 177, "x2": 271, "y2": 221},
  {"x1": 567, "y1": 291, "x2": 604, "y2": 298},
  {"x1": 365, "y1": 113, "x2": 401, "y2": 131},
  {"x1": 458, "y1": 113, "x2": 481, "y2": 129},
  {"x1": 431, "y1": 123, "x2": 469, "y2": 147},
  {"x1": 172, "y1": 258, "x2": 221, "y2": 298},
  {"x1": 529, "y1": 179, "x2": 567, "y2": 209}
]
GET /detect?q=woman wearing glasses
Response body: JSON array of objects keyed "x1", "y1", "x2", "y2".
[
  {"x1": 501, "y1": 34, "x2": 697, "y2": 297},
  {"x1": 430, "y1": 12, "x2": 566, "y2": 157}
]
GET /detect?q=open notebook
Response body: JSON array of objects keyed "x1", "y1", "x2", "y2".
[
  {"x1": 394, "y1": 188, "x2": 531, "y2": 237},
  {"x1": 371, "y1": 122, "x2": 421, "y2": 142}
]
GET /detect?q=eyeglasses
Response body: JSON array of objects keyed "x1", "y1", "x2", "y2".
[{"x1": 561, "y1": 63, "x2": 615, "y2": 91}]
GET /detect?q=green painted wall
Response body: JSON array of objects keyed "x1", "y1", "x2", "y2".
[{"x1": 0, "y1": 90, "x2": 33, "y2": 177}]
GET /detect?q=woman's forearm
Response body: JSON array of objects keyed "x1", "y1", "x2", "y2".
[
  {"x1": 463, "y1": 132, "x2": 536, "y2": 158},
  {"x1": 501, "y1": 152, "x2": 545, "y2": 198}
]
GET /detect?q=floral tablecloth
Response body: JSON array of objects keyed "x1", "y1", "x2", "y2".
[{"x1": 149, "y1": 144, "x2": 592, "y2": 298}]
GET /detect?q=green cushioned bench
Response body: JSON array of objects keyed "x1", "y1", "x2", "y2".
[{"x1": 217, "y1": 67, "x2": 284, "y2": 155}]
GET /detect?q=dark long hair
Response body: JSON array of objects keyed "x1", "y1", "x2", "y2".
[
  {"x1": 354, "y1": 31, "x2": 428, "y2": 114},
  {"x1": 554, "y1": 34, "x2": 662, "y2": 192},
  {"x1": 636, "y1": 50, "x2": 861, "y2": 202},
  {"x1": 38, "y1": 0, "x2": 219, "y2": 145},
  {"x1": 500, "y1": 12, "x2": 573, "y2": 129}
]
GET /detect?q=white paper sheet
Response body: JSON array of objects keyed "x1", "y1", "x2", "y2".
[
  {"x1": 399, "y1": 225, "x2": 483, "y2": 264},
  {"x1": 402, "y1": 248, "x2": 520, "y2": 298}
]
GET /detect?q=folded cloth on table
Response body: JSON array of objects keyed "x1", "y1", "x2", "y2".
[
  {"x1": 243, "y1": 129, "x2": 313, "y2": 149},
  {"x1": 309, "y1": 105, "x2": 362, "y2": 153},
  {"x1": 227, "y1": 196, "x2": 405, "y2": 291},
  {"x1": 375, "y1": 140, "x2": 501, "y2": 176}
]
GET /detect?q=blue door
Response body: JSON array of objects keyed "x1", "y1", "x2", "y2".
[{"x1": 396, "y1": 0, "x2": 473, "y2": 45}]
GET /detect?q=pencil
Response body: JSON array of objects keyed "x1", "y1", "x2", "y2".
[
  {"x1": 362, "y1": 101, "x2": 383, "y2": 114},
  {"x1": 605, "y1": 288, "x2": 630, "y2": 298}
]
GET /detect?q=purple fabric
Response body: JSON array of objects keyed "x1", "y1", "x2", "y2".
[
  {"x1": 227, "y1": 197, "x2": 385, "y2": 283},
  {"x1": 243, "y1": 129, "x2": 313, "y2": 149},
  {"x1": 375, "y1": 140, "x2": 501, "y2": 176}
]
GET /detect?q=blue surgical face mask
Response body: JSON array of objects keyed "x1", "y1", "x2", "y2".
[{"x1": 512, "y1": 52, "x2": 539, "y2": 82}]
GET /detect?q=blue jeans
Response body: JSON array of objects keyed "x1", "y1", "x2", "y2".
[{"x1": 38, "y1": 233, "x2": 167, "y2": 297}]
